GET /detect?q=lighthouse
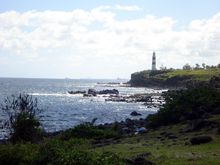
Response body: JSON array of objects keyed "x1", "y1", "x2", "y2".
[{"x1": 152, "y1": 52, "x2": 156, "y2": 70}]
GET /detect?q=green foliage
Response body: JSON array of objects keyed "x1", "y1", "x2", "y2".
[
  {"x1": 165, "y1": 68, "x2": 220, "y2": 81},
  {"x1": 37, "y1": 139, "x2": 92, "y2": 165},
  {"x1": 0, "y1": 143, "x2": 38, "y2": 165},
  {"x1": 94, "y1": 152, "x2": 124, "y2": 165},
  {"x1": 146, "y1": 86, "x2": 220, "y2": 127},
  {"x1": 11, "y1": 112, "x2": 41, "y2": 143},
  {"x1": 0, "y1": 138, "x2": 124, "y2": 165},
  {"x1": 37, "y1": 139, "x2": 124, "y2": 165},
  {"x1": 60, "y1": 124, "x2": 118, "y2": 140},
  {"x1": 1, "y1": 94, "x2": 42, "y2": 143}
]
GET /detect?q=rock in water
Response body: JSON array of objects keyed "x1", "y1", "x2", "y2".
[
  {"x1": 88, "y1": 89, "x2": 97, "y2": 96},
  {"x1": 68, "y1": 90, "x2": 86, "y2": 94},
  {"x1": 98, "y1": 89, "x2": 119, "y2": 95},
  {"x1": 130, "y1": 111, "x2": 142, "y2": 116}
]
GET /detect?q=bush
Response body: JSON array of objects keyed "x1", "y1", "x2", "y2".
[
  {"x1": 37, "y1": 139, "x2": 124, "y2": 165},
  {"x1": 146, "y1": 86, "x2": 220, "y2": 128},
  {"x1": 0, "y1": 132, "x2": 124, "y2": 165},
  {"x1": 94, "y1": 152, "x2": 124, "y2": 165},
  {"x1": 1, "y1": 94, "x2": 42, "y2": 143},
  {"x1": 60, "y1": 123, "x2": 118, "y2": 140},
  {"x1": 0, "y1": 143, "x2": 38, "y2": 165}
]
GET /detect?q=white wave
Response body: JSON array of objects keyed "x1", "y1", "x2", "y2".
[{"x1": 30, "y1": 93, "x2": 83, "y2": 97}]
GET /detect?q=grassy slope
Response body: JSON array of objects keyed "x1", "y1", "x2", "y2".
[
  {"x1": 130, "y1": 68, "x2": 220, "y2": 87},
  {"x1": 93, "y1": 115, "x2": 220, "y2": 165},
  {"x1": 2, "y1": 119, "x2": 219, "y2": 164},
  {"x1": 92, "y1": 85, "x2": 220, "y2": 164},
  {"x1": 165, "y1": 68, "x2": 220, "y2": 81}
]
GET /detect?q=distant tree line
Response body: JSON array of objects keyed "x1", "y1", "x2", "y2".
[
  {"x1": 182, "y1": 63, "x2": 220, "y2": 70},
  {"x1": 159, "y1": 63, "x2": 220, "y2": 71}
]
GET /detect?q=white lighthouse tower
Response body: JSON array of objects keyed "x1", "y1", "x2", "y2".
[{"x1": 152, "y1": 52, "x2": 156, "y2": 70}]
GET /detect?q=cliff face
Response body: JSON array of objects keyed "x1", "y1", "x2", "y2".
[{"x1": 130, "y1": 69, "x2": 220, "y2": 88}]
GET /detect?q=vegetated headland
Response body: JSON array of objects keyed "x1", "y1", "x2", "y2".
[
  {"x1": 130, "y1": 64, "x2": 220, "y2": 89},
  {"x1": 0, "y1": 64, "x2": 220, "y2": 165}
]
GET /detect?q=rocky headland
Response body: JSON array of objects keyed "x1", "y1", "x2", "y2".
[
  {"x1": 129, "y1": 68, "x2": 220, "y2": 88},
  {"x1": 68, "y1": 88, "x2": 166, "y2": 109}
]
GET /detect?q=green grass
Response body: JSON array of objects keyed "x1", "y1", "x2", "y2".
[
  {"x1": 1, "y1": 120, "x2": 220, "y2": 165},
  {"x1": 165, "y1": 68, "x2": 220, "y2": 81},
  {"x1": 93, "y1": 123, "x2": 220, "y2": 165},
  {"x1": 92, "y1": 114, "x2": 220, "y2": 165},
  {"x1": 130, "y1": 68, "x2": 220, "y2": 87},
  {"x1": 0, "y1": 114, "x2": 219, "y2": 165}
]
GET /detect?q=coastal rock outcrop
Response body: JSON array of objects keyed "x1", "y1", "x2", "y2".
[
  {"x1": 130, "y1": 111, "x2": 142, "y2": 116},
  {"x1": 68, "y1": 90, "x2": 86, "y2": 94},
  {"x1": 88, "y1": 89, "x2": 97, "y2": 96},
  {"x1": 98, "y1": 89, "x2": 119, "y2": 95},
  {"x1": 87, "y1": 89, "x2": 119, "y2": 96},
  {"x1": 68, "y1": 89, "x2": 119, "y2": 96}
]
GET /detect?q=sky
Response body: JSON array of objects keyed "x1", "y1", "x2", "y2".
[{"x1": 0, "y1": 0, "x2": 220, "y2": 79}]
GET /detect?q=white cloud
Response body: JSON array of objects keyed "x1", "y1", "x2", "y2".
[
  {"x1": 115, "y1": 4, "x2": 141, "y2": 11},
  {"x1": 0, "y1": 6, "x2": 219, "y2": 78}
]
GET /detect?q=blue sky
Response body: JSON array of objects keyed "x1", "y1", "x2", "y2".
[
  {"x1": 0, "y1": 0, "x2": 220, "y2": 78},
  {"x1": 1, "y1": 0, "x2": 220, "y2": 20}
]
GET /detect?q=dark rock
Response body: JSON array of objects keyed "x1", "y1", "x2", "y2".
[
  {"x1": 126, "y1": 152, "x2": 154, "y2": 165},
  {"x1": 160, "y1": 131, "x2": 166, "y2": 135},
  {"x1": 164, "y1": 132, "x2": 174, "y2": 137},
  {"x1": 136, "y1": 152, "x2": 151, "y2": 158},
  {"x1": 119, "y1": 127, "x2": 132, "y2": 135},
  {"x1": 125, "y1": 158, "x2": 134, "y2": 164},
  {"x1": 130, "y1": 111, "x2": 142, "y2": 116},
  {"x1": 98, "y1": 89, "x2": 119, "y2": 95},
  {"x1": 88, "y1": 89, "x2": 97, "y2": 96},
  {"x1": 125, "y1": 118, "x2": 134, "y2": 127},
  {"x1": 68, "y1": 90, "x2": 86, "y2": 94},
  {"x1": 190, "y1": 135, "x2": 212, "y2": 145},
  {"x1": 105, "y1": 97, "x2": 126, "y2": 102},
  {"x1": 83, "y1": 93, "x2": 93, "y2": 97},
  {"x1": 135, "y1": 127, "x2": 147, "y2": 134},
  {"x1": 88, "y1": 88, "x2": 119, "y2": 96},
  {"x1": 136, "y1": 96, "x2": 151, "y2": 102},
  {"x1": 167, "y1": 134, "x2": 177, "y2": 139},
  {"x1": 132, "y1": 157, "x2": 154, "y2": 165},
  {"x1": 184, "y1": 141, "x2": 190, "y2": 145}
]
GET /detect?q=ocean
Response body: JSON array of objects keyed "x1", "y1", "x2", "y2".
[{"x1": 0, "y1": 78, "x2": 163, "y2": 139}]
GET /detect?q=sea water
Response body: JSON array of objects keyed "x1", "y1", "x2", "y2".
[{"x1": 0, "y1": 78, "x2": 163, "y2": 138}]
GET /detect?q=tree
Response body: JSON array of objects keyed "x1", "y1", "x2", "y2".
[
  {"x1": 195, "y1": 63, "x2": 201, "y2": 70},
  {"x1": 217, "y1": 63, "x2": 220, "y2": 68},
  {"x1": 206, "y1": 65, "x2": 210, "y2": 69},
  {"x1": 1, "y1": 94, "x2": 42, "y2": 143},
  {"x1": 182, "y1": 63, "x2": 192, "y2": 70},
  {"x1": 160, "y1": 65, "x2": 167, "y2": 71}
]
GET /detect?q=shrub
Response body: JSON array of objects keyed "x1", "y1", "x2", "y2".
[
  {"x1": 0, "y1": 143, "x2": 38, "y2": 165},
  {"x1": 146, "y1": 86, "x2": 220, "y2": 128},
  {"x1": 60, "y1": 123, "x2": 118, "y2": 140},
  {"x1": 94, "y1": 151, "x2": 124, "y2": 165},
  {"x1": 1, "y1": 94, "x2": 42, "y2": 143},
  {"x1": 37, "y1": 139, "x2": 124, "y2": 165}
]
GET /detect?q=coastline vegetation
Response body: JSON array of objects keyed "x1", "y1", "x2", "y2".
[
  {"x1": 146, "y1": 86, "x2": 220, "y2": 127},
  {"x1": 130, "y1": 64, "x2": 220, "y2": 87},
  {"x1": 0, "y1": 71, "x2": 219, "y2": 164}
]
